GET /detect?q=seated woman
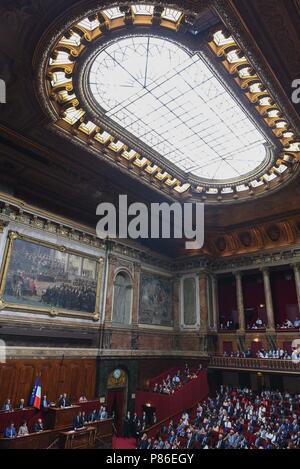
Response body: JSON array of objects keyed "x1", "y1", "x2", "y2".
[
  {"x1": 78, "y1": 395, "x2": 88, "y2": 403},
  {"x1": 18, "y1": 420, "x2": 29, "y2": 437}
]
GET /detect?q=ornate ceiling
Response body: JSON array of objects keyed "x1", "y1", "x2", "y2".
[
  {"x1": 0, "y1": 0, "x2": 300, "y2": 256},
  {"x1": 35, "y1": 1, "x2": 300, "y2": 203}
]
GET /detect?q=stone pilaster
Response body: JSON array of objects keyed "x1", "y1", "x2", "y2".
[
  {"x1": 199, "y1": 272, "x2": 208, "y2": 332},
  {"x1": 172, "y1": 274, "x2": 181, "y2": 331},
  {"x1": 131, "y1": 262, "x2": 141, "y2": 326}
]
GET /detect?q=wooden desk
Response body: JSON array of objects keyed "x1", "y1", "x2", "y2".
[
  {"x1": 88, "y1": 418, "x2": 113, "y2": 443},
  {"x1": 0, "y1": 419, "x2": 112, "y2": 449},
  {"x1": 0, "y1": 429, "x2": 61, "y2": 449},
  {"x1": 47, "y1": 406, "x2": 80, "y2": 430},
  {"x1": 59, "y1": 427, "x2": 96, "y2": 449}
]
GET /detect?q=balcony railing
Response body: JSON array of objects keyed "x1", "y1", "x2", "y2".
[{"x1": 209, "y1": 355, "x2": 300, "y2": 372}]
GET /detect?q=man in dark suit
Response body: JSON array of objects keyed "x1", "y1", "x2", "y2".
[
  {"x1": 89, "y1": 409, "x2": 98, "y2": 422},
  {"x1": 73, "y1": 411, "x2": 84, "y2": 430},
  {"x1": 186, "y1": 434, "x2": 194, "y2": 449},
  {"x1": 34, "y1": 418, "x2": 44, "y2": 432},
  {"x1": 58, "y1": 393, "x2": 71, "y2": 408},
  {"x1": 2, "y1": 398, "x2": 12, "y2": 412},
  {"x1": 41, "y1": 395, "x2": 49, "y2": 408},
  {"x1": 4, "y1": 423, "x2": 17, "y2": 438},
  {"x1": 18, "y1": 398, "x2": 26, "y2": 409}
]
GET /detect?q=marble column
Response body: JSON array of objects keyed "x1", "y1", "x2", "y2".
[
  {"x1": 234, "y1": 271, "x2": 245, "y2": 332},
  {"x1": 261, "y1": 268, "x2": 275, "y2": 330},
  {"x1": 199, "y1": 272, "x2": 208, "y2": 332},
  {"x1": 292, "y1": 264, "x2": 300, "y2": 314},
  {"x1": 211, "y1": 274, "x2": 219, "y2": 331}
]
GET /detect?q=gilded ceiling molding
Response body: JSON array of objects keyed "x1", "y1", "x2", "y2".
[{"x1": 33, "y1": 1, "x2": 300, "y2": 204}]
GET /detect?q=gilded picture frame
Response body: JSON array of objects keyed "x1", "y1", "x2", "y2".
[{"x1": 0, "y1": 231, "x2": 104, "y2": 321}]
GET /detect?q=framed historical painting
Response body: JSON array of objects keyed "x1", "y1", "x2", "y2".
[
  {"x1": 139, "y1": 272, "x2": 173, "y2": 326},
  {"x1": 0, "y1": 232, "x2": 104, "y2": 320}
]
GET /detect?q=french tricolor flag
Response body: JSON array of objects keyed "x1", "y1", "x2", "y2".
[{"x1": 29, "y1": 377, "x2": 42, "y2": 409}]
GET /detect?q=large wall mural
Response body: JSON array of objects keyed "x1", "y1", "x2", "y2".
[
  {"x1": 139, "y1": 273, "x2": 173, "y2": 326},
  {"x1": 0, "y1": 233, "x2": 102, "y2": 318}
]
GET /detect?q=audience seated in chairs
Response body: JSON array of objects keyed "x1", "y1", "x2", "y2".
[
  {"x1": 277, "y1": 318, "x2": 300, "y2": 329},
  {"x1": 137, "y1": 386, "x2": 300, "y2": 449},
  {"x1": 123, "y1": 409, "x2": 158, "y2": 439},
  {"x1": 219, "y1": 319, "x2": 236, "y2": 330},
  {"x1": 223, "y1": 347, "x2": 300, "y2": 360},
  {"x1": 153, "y1": 364, "x2": 201, "y2": 394}
]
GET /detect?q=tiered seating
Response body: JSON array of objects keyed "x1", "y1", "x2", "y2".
[
  {"x1": 135, "y1": 369, "x2": 208, "y2": 424},
  {"x1": 137, "y1": 387, "x2": 300, "y2": 449}
]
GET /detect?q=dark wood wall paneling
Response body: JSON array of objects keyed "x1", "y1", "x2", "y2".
[{"x1": 0, "y1": 359, "x2": 97, "y2": 407}]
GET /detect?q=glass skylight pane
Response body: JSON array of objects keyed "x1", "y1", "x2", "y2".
[{"x1": 88, "y1": 35, "x2": 268, "y2": 181}]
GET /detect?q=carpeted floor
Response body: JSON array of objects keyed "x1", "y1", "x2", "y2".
[{"x1": 112, "y1": 436, "x2": 137, "y2": 449}]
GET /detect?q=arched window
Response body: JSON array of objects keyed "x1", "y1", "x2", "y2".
[
  {"x1": 112, "y1": 271, "x2": 132, "y2": 324},
  {"x1": 183, "y1": 277, "x2": 197, "y2": 326}
]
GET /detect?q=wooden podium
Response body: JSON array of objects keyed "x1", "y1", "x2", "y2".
[
  {"x1": 47, "y1": 406, "x2": 80, "y2": 430},
  {"x1": 59, "y1": 427, "x2": 96, "y2": 449}
]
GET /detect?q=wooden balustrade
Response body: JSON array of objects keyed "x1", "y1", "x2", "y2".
[{"x1": 209, "y1": 355, "x2": 300, "y2": 372}]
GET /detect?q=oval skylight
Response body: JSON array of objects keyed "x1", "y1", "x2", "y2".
[{"x1": 88, "y1": 35, "x2": 268, "y2": 181}]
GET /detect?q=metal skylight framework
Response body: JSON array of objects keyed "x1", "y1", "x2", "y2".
[{"x1": 89, "y1": 35, "x2": 267, "y2": 181}]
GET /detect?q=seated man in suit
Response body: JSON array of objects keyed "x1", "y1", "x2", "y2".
[
  {"x1": 89, "y1": 409, "x2": 98, "y2": 422},
  {"x1": 34, "y1": 418, "x2": 44, "y2": 433},
  {"x1": 41, "y1": 395, "x2": 49, "y2": 408},
  {"x1": 2, "y1": 398, "x2": 13, "y2": 412},
  {"x1": 73, "y1": 411, "x2": 84, "y2": 430},
  {"x1": 99, "y1": 405, "x2": 108, "y2": 420},
  {"x1": 4, "y1": 422, "x2": 17, "y2": 438},
  {"x1": 81, "y1": 411, "x2": 88, "y2": 424},
  {"x1": 18, "y1": 398, "x2": 26, "y2": 409},
  {"x1": 18, "y1": 420, "x2": 29, "y2": 437},
  {"x1": 58, "y1": 393, "x2": 71, "y2": 408}
]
